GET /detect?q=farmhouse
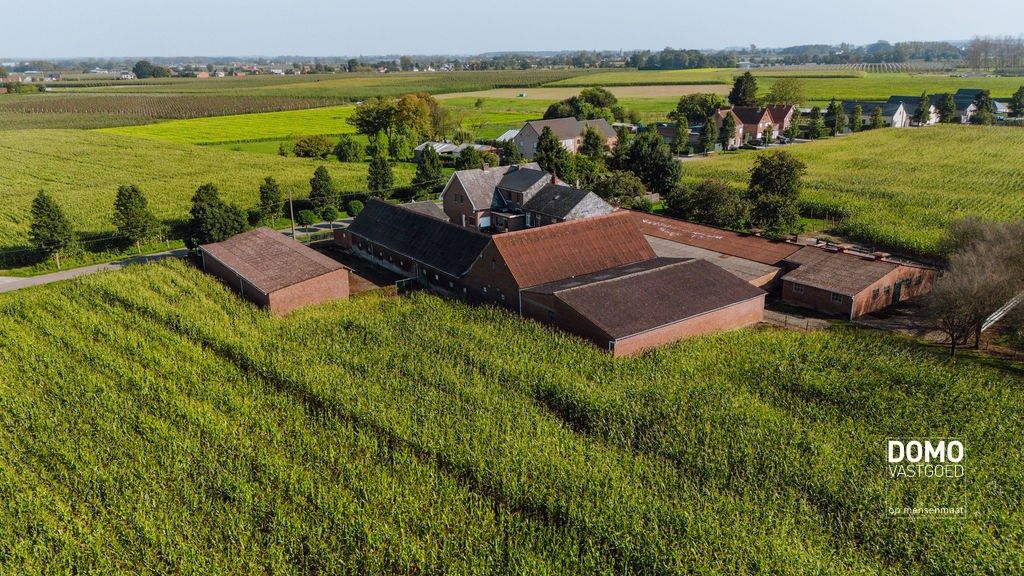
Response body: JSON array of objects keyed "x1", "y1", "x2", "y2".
[
  {"x1": 199, "y1": 227, "x2": 350, "y2": 315},
  {"x1": 512, "y1": 117, "x2": 617, "y2": 159},
  {"x1": 780, "y1": 246, "x2": 936, "y2": 319},
  {"x1": 338, "y1": 203, "x2": 765, "y2": 354},
  {"x1": 631, "y1": 211, "x2": 801, "y2": 287},
  {"x1": 729, "y1": 106, "x2": 777, "y2": 142},
  {"x1": 713, "y1": 109, "x2": 745, "y2": 148},
  {"x1": 766, "y1": 104, "x2": 798, "y2": 134},
  {"x1": 841, "y1": 101, "x2": 909, "y2": 128},
  {"x1": 439, "y1": 164, "x2": 612, "y2": 232},
  {"x1": 887, "y1": 96, "x2": 939, "y2": 125}
]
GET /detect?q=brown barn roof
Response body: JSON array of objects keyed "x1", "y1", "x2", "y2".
[
  {"x1": 631, "y1": 212, "x2": 801, "y2": 265},
  {"x1": 200, "y1": 227, "x2": 346, "y2": 294},
  {"x1": 346, "y1": 199, "x2": 491, "y2": 277},
  {"x1": 730, "y1": 106, "x2": 772, "y2": 125},
  {"x1": 400, "y1": 200, "x2": 448, "y2": 220},
  {"x1": 490, "y1": 210, "x2": 655, "y2": 288},
  {"x1": 525, "y1": 258, "x2": 765, "y2": 340},
  {"x1": 766, "y1": 104, "x2": 796, "y2": 124},
  {"x1": 782, "y1": 246, "x2": 898, "y2": 296}
]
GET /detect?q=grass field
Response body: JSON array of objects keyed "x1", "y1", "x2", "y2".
[
  {"x1": 0, "y1": 259, "x2": 1020, "y2": 573},
  {"x1": 683, "y1": 125, "x2": 1024, "y2": 257},
  {"x1": 0, "y1": 130, "x2": 416, "y2": 250}
]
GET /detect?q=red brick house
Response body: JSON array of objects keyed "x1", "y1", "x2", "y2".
[
  {"x1": 780, "y1": 246, "x2": 937, "y2": 319},
  {"x1": 199, "y1": 227, "x2": 350, "y2": 315},
  {"x1": 766, "y1": 104, "x2": 797, "y2": 134},
  {"x1": 730, "y1": 106, "x2": 776, "y2": 142},
  {"x1": 713, "y1": 109, "x2": 744, "y2": 148}
]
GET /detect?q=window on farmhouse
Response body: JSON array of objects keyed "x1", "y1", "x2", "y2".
[
  {"x1": 872, "y1": 288, "x2": 880, "y2": 299},
  {"x1": 831, "y1": 293, "x2": 843, "y2": 303},
  {"x1": 792, "y1": 284, "x2": 804, "y2": 294}
]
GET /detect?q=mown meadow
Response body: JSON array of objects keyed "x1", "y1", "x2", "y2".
[
  {"x1": 0, "y1": 130, "x2": 415, "y2": 250},
  {"x1": 0, "y1": 259, "x2": 1020, "y2": 573},
  {"x1": 684, "y1": 124, "x2": 1024, "y2": 258}
]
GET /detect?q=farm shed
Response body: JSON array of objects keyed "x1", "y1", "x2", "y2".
[
  {"x1": 631, "y1": 211, "x2": 801, "y2": 288},
  {"x1": 521, "y1": 258, "x2": 765, "y2": 356},
  {"x1": 199, "y1": 227, "x2": 349, "y2": 315},
  {"x1": 779, "y1": 246, "x2": 936, "y2": 319}
]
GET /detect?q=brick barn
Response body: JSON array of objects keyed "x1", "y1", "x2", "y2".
[
  {"x1": 338, "y1": 203, "x2": 766, "y2": 355},
  {"x1": 199, "y1": 227, "x2": 350, "y2": 315},
  {"x1": 780, "y1": 246, "x2": 936, "y2": 319}
]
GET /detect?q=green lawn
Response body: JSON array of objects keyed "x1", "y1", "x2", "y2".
[
  {"x1": 683, "y1": 124, "x2": 1024, "y2": 257},
  {"x1": 0, "y1": 129, "x2": 415, "y2": 251},
  {"x1": 0, "y1": 259, "x2": 1019, "y2": 573}
]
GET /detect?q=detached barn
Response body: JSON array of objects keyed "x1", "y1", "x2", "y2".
[{"x1": 199, "y1": 227, "x2": 349, "y2": 315}]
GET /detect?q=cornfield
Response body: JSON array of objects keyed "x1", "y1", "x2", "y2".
[{"x1": 0, "y1": 259, "x2": 1019, "y2": 573}]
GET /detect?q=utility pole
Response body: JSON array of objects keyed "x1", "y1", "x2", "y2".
[{"x1": 288, "y1": 189, "x2": 296, "y2": 238}]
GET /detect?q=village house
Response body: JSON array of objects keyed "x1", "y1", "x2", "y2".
[
  {"x1": 841, "y1": 101, "x2": 909, "y2": 128},
  {"x1": 713, "y1": 109, "x2": 745, "y2": 148},
  {"x1": 512, "y1": 117, "x2": 617, "y2": 159},
  {"x1": 199, "y1": 227, "x2": 350, "y2": 315},
  {"x1": 439, "y1": 164, "x2": 613, "y2": 231},
  {"x1": 887, "y1": 96, "x2": 939, "y2": 125},
  {"x1": 729, "y1": 106, "x2": 777, "y2": 142},
  {"x1": 779, "y1": 246, "x2": 936, "y2": 319},
  {"x1": 337, "y1": 203, "x2": 765, "y2": 355},
  {"x1": 766, "y1": 104, "x2": 798, "y2": 134}
]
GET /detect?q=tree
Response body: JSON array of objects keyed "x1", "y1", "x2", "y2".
[
  {"x1": 292, "y1": 135, "x2": 332, "y2": 159},
  {"x1": 591, "y1": 171, "x2": 646, "y2": 203},
  {"x1": 622, "y1": 128, "x2": 682, "y2": 196},
  {"x1": 720, "y1": 113, "x2": 737, "y2": 149},
  {"x1": 347, "y1": 200, "x2": 364, "y2": 216},
  {"x1": 698, "y1": 116, "x2": 718, "y2": 154},
  {"x1": 333, "y1": 135, "x2": 362, "y2": 162},
  {"x1": 454, "y1": 146, "x2": 483, "y2": 170},
  {"x1": 277, "y1": 142, "x2": 289, "y2": 157},
  {"x1": 728, "y1": 72, "x2": 759, "y2": 107},
  {"x1": 912, "y1": 92, "x2": 931, "y2": 125},
  {"x1": 574, "y1": 155, "x2": 606, "y2": 190},
  {"x1": 807, "y1": 106, "x2": 827, "y2": 139},
  {"x1": 936, "y1": 93, "x2": 957, "y2": 123},
  {"x1": 870, "y1": 106, "x2": 885, "y2": 130},
  {"x1": 414, "y1": 146, "x2": 443, "y2": 196},
  {"x1": 29, "y1": 190, "x2": 73, "y2": 265},
  {"x1": 296, "y1": 209, "x2": 317, "y2": 227},
  {"x1": 785, "y1": 112, "x2": 801, "y2": 140},
  {"x1": 534, "y1": 126, "x2": 576, "y2": 182},
  {"x1": 496, "y1": 139, "x2": 524, "y2": 165},
  {"x1": 368, "y1": 152, "x2": 394, "y2": 194},
  {"x1": 112, "y1": 184, "x2": 159, "y2": 252},
  {"x1": 746, "y1": 151, "x2": 806, "y2": 237},
  {"x1": 825, "y1": 99, "x2": 845, "y2": 135},
  {"x1": 186, "y1": 183, "x2": 247, "y2": 248},
  {"x1": 1011, "y1": 85, "x2": 1024, "y2": 118},
  {"x1": 258, "y1": 177, "x2": 282, "y2": 221},
  {"x1": 670, "y1": 122, "x2": 691, "y2": 155},
  {"x1": 348, "y1": 96, "x2": 398, "y2": 141},
  {"x1": 580, "y1": 126, "x2": 608, "y2": 159},
  {"x1": 670, "y1": 93, "x2": 727, "y2": 125},
  {"x1": 849, "y1": 105, "x2": 863, "y2": 133},
  {"x1": 132, "y1": 60, "x2": 171, "y2": 79},
  {"x1": 666, "y1": 179, "x2": 748, "y2": 229},
  {"x1": 321, "y1": 205, "x2": 339, "y2": 225},
  {"x1": 309, "y1": 166, "x2": 334, "y2": 212},
  {"x1": 765, "y1": 77, "x2": 805, "y2": 106}
]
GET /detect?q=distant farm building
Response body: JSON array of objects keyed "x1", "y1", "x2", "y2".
[
  {"x1": 199, "y1": 228, "x2": 350, "y2": 315},
  {"x1": 512, "y1": 117, "x2": 617, "y2": 159},
  {"x1": 413, "y1": 141, "x2": 495, "y2": 161},
  {"x1": 840, "y1": 101, "x2": 909, "y2": 128}
]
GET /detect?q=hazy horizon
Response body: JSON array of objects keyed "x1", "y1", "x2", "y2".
[{"x1": 1, "y1": 0, "x2": 1022, "y2": 60}]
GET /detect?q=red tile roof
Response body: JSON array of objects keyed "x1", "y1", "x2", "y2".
[
  {"x1": 200, "y1": 227, "x2": 347, "y2": 294},
  {"x1": 490, "y1": 211, "x2": 655, "y2": 288},
  {"x1": 631, "y1": 212, "x2": 801, "y2": 266}
]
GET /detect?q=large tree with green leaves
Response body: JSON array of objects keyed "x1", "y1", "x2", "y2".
[
  {"x1": 368, "y1": 152, "x2": 394, "y2": 195},
  {"x1": 698, "y1": 116, "x2": 718, "y2": 154},
  {"x1": 728, "y1": 72, "x2": 759, "y2": 107},
  {"x1": 972, "y1": 90, "x2": 996, "y2": 125},
  {"x1": 186, "y1": 183, "x2": 247, "y2": 248},
  {"x1": 112, "y1": 184, "x2": 160, "y2": 251},
  {"x1": 807, "y1": 107, "x2": 827, "y2": 138},
  {"x1": 623, "y1": 128, "x2": 682, "y2": 196},
  {"x1": 1011, "y1": 85, "x2": 1024, "y2": 118},
  {"x1": 579, "y1": 126, "x2": 608, "y2": 159},
  {"x1": 870, "y1": 106, "x2": 885, "y2": 129},
  {"x1": 309, "y1": 166, "x2": 334, "y2": 212},
  {"x1": 746, "y1": 151, "x2": 806, "y2": 237},
  {"x1": 670, "y1": 122, "x2": 691, "y2": 155},
  {"x1": 258, "y1": 177, "x2": 282, "y2": 221},
  {"x1": 666, "y1": 179, "x2": 748, "y2": 229},
  {"x1": 937, "y1": 93, "x2": 957, "y2": 123},
  {"x1": 849, "y1": 105, "x2": 863, "y2": 133},
  {"x1": 720, "y1": 113, "x2": 737, "y2": 148},
  {"x1": 414, "y1": 146, "x2": 443, "y2": 196},
  {"x1": 454, "y1": 146, "x2": 483, "y2": 170},
  {"x1": 333, "y1": 134, "x2": 362, "y2": 162},
  {"x1": 765, "y1": 77, "x2": 805, "y2": 106},
  {"x1": 534, "y1": 126, "x2": 576, "y2": 182},
  {"x1": 912, "y1": 92, "x2": 932, "y2": 125},
  {"x1": 670, "y1": 93, "x2": 727, "y2": 125},
  {"x1": 825, "y1": 99, "x2": 845, "y2": 135},
  {"x1": 29, "y1": 190, "x2": 73, "y2": 261}
]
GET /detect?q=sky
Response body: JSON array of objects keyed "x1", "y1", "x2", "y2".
[{"x1": 2, "y1": 0, "x2": 1023, "y2": 59}]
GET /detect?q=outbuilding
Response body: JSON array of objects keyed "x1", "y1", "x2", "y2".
[{"x1": 199, "y1": 227, "x2": 350, "y2": 315}]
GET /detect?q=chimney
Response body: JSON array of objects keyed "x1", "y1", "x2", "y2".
[
  {"x1": 481, "y1": 163, "x2": 489, "y2": 170},
  {"x1": 551, "y1": 174, "x2": 559, "y2": 185}
]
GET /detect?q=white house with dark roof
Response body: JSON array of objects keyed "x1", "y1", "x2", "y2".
[{"x1": 512, "y1": 117, "x2": 617, "y2": 159}]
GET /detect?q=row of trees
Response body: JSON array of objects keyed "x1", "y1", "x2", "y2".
[
  {"x1": 347, "y1": 93, "x2": 462, "y2": 161},
  {"x1": 542, "y1": 87, "x2": 640, "y2": 124},
  {"x1": 665, "y1": 151, "x2": 806, "y2": 237}
]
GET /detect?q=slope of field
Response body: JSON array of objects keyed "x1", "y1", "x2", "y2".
[
  {"x1": 0, "y1": 259, "x2": 1020, "y2": 573},
  {"x1": 684, "y1": 125, "x2": 1024, "y2": 257},
  {"x1": 0, "y1": 130, "x2": 415, "y2": 248},
  {"x1": 99, "y1": 105, "x2": 358, "y2": 145}
]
